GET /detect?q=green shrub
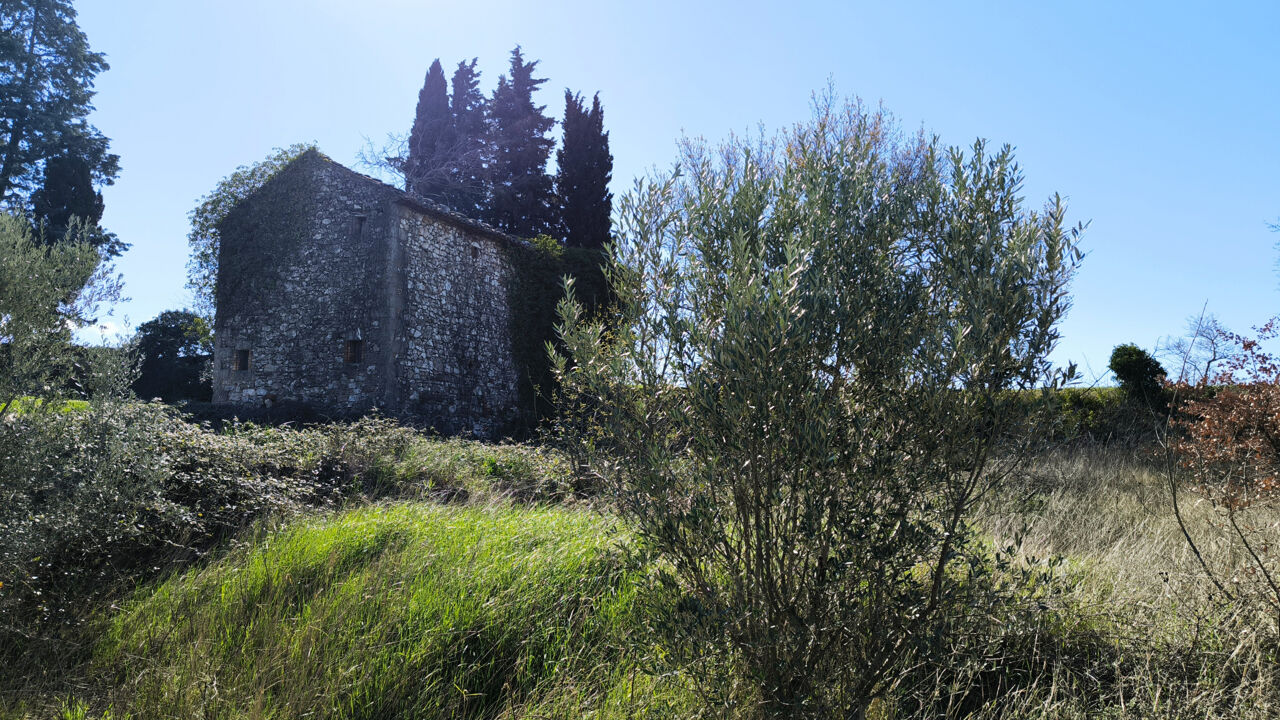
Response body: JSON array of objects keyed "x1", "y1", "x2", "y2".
[
  {"x1": 500, "y1": 238, "x2": 611, "y2": 429},
  {"x1": 130, "y1": 309, "x2": 212, "y2": 402},
  {"x1": 0, "y1": 213, "x2": 119, "y2": 417},
  {"x1": 0, "y1": 405, "x2": 576, "y2": 675},
  {"x1": 1108, "y1": 343, "x2": 1166, "y2": 407},
  {"x1": 554, "y1": 97, "x2": 1081, "y2": 718}
]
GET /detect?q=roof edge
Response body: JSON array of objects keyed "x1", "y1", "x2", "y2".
[{"x1": 305, "y1": 151, "x2": 528, "y2": 248}]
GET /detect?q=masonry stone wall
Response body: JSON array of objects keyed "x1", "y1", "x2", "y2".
[
  {"x1": 213, "y1": 154, "x2": 398, "y2": 411},
  {"x1": 393, "y1": 202, "x2": 524, "y2": 436},
  {"x1": 212, "y1": 150, "x2": 527, "y2": 437}
]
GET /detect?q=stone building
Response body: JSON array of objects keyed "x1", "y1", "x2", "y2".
[{"x1": 211, "y1": 149, "x2": 528, "y2": 437}]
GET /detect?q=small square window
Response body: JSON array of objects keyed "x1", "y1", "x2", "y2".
[
  {"x1": 344, "y1": 339, "x2": 363, "y2": 364},
  {"x1": 233, "y1": 349, "x2": 251, "y2": 372}
]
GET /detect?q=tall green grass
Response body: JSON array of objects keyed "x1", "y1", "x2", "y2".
[
  {"x1": 86, "y1": 503, "x2": 686, "y2": 720},
  {"x1": 4, "y1": 446, "x2": 1276, "y2": 719}
]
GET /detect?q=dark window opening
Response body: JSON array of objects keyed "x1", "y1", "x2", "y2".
[
  {"x1": 344, "y1": 339, "x2": 364, "y2": 364},
  {"x1": 233, "y1": 349, "x2": 251, "y2": 372},
  {"x1": 470, "y1": 245, "x2": 479, "y2": 260},
  {"x1": 351, "y1": 214, "x2": 367, "y2": 239}
]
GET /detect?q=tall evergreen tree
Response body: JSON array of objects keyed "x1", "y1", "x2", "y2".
[
  {"x1": 405, "y1": 59, "x2": 453, "y2": 201},
  {"x1": 30, "y1": 148, "x2": 123, "y2": 255},
  {"x1": 554, "y1": 91, "x2": 613, "y2": 249},
  {"x1": 0, "y1": 0, "x2": 118, "y2": 203},
  {"x1": 0, "y1": 0, "x2": 120, "y2": 252},
  {"x1": 444, "y1": 58, "x2": 488, "y2": 218},
  {"x1": 486, "y1": 46, "x2": 555, "y2": 238}
]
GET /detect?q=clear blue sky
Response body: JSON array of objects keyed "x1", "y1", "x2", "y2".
[{"x1": 76, "y1": 0, "x2": 1280, "y2": 383}]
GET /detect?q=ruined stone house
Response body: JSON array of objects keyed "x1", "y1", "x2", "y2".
[{"x1": 211, "y1": 150, "x2": 528, "y2": 437}]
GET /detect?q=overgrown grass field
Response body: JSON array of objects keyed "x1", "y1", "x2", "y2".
[
  {"x1": 2, "y1": 424, "x2": 1276, "y2": 719},
  {"x1": 94, "y1": 504, "x2": 656, "y2": 719}
]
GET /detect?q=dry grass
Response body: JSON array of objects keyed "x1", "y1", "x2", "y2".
[
  {"x1": 2, "y1": 445, "x2": 1276, "y2": 719},
  {"x1": 967, "y1": 446, "x2": 1279, "y2": 719}
]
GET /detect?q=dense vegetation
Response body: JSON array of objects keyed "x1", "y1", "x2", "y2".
[
  {"x1": 2, "y1": 430, "x2": 1276, "y2": 719},
  {"x1": 0, "y1": 0, "x2": 121, "y2": 257},
  {"x1": 0, "y1": 5, "x2": 1275, "y2": 716},
  {"x1": 553, "y1": 97, "x2": 1084, "y2": 717},
  {"x1": 389, "y1": 47, "x2": 613, "y2": 245}
]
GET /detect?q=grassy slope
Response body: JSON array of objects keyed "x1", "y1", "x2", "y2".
[
  {"x1": 9, "y1": 448, "x2": 1277, "y2": 719},
  {"x1": 89, "y1": 504, "x2": 686, "y2": 720}
]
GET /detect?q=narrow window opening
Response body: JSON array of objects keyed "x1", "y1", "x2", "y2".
[
  {"x1": 470, "y1": 245, "x2": 479, "y2": 260},
  {"x1": 344, "y1": 339, "x2": 364, "y2": 364},
  {"x1": 351, "y1": 214, "x2": 367, "y2": 239},
  {"x1": 233, "y1": 349, "x2": 251, "y2": 372}
]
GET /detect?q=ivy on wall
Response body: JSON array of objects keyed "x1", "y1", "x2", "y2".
[
  {"x1": 215, "y1": 158, "x2": 322, "y2": 318},
  {"x1": 499, "y1": 237, "x2": 610, "y2": 429}
]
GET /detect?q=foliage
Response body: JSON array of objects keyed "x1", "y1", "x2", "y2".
[
  {"x1": 553, "y1": 96, "x2": 1082, "y2": 717},
  {"x1": 6, "y1": 445, "x2": 1279, "y2": 718},
  {"x1": 0, "y1": 212, "x2": 120, "y2": 416},
  {"x1": 365, "y1": 58, "x2": 491, "y2": 217},
  {"x1": 0, "y1": 408, "x2": 574, "y2": 672},
  {"x1": 30, "y1": 151, "x2": 122, "y2": 256},
  {"x1": 1170, "y1": 319, "x2": 1280, "y2": 640},
  {"x1": 0, "y1": 0, "x2": 118, "y2": 215},
  {"x1": 131, "y1": 309, "x2": 212, "y2": 401},
  {"x1": 1007, "y1": 386, "x2": 1158, "y2": 447},
  {"x1": 405, "y1": 59, "x2": 455, "y2": 199},
  {"x1": 500, "y1": 239, "x2": 609, "y2": 428},
  {"x1": 369, "y1": 49, "x2": 610, "y2": 241},
  {"x1": 486, "y1": 46, "x2": 556, "y2": 238},
  {"x1": 555, "y1": 90, "x2": 613, "y2": 249},
  {"x1": 447, "y1": 58, "x2": 489, "y2": 217},
  {"x1": 88, "y1": 504, "x2": 643, "y2": 719},
  {"x1": 1108, "y1": 342, "x2": 1166, "y2": 405},
  {"x1": 185, "y1": 143, "x2": 314, "y2": 316}
]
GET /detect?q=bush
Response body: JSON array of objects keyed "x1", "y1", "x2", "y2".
[
  {"x1": 0, "y1": 403, "x2": 580, "y2": 676},
  {"x1": 0, "y1": 213, "x2": 119, "y2": 414},
  {"x1": 1170, "y1": 319, "x2": 1280, "y2": 642},
  {"x1": 1109, "y1": 343, "x2": 1166, "y2": 407},
  {"x1": 0, "y1": 410, "x2": 412, "y2": 664},
  {"x1": 554, "y1": 97, "x2": 1081, "y2": 718},
  {"x1": 1037, "y1": 386, "x2": 1157, "y2": 446}
]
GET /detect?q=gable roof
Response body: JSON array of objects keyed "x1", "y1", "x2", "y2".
[{"x1": 297, "y1": 149, "x2": 525, "y2": 248}]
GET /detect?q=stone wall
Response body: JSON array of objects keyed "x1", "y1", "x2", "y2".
[
  {"x1": 393, "y1": 200, "x2": 524, "y2": 436},
  {"x1": 213, "y1": 152, "x2": 398, "y2": 412},
  {"x1": 212, "y1": 150, "x2": 527, "y2": 436}
]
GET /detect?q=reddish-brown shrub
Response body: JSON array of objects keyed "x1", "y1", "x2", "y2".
[{"x1": 1169, "y1": 319, "x2": 1280, "y2": 637}]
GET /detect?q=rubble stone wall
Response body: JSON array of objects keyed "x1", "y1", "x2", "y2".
[
  {"x1": 212, "y1": 151, "x2": 526, "y2": 437},
  {"x1": 212, "y1": 154, "x2": 398, "y2": 411},
  {"x1": 394, "y1": 203, "x2": 524, "y2": 436}
]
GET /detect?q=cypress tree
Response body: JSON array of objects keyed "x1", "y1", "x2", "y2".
[
  {"x1": 31, "y1": 153, "x2": 99, "y2": 229},
  {"x1": 554, "y1": 91, "x2": 613, "y2": 249},
  {"x1": 486, "y1": 46, "x2": 555, "y2": 238},
  {"x1": 444, "y1": 58, "x2": 488, "y2": 219},
  {"x1": 405, "y1": 59, "x2": 452, "y2": 201},
  {"x1": 30, "y1": 143, "x2": 124, "y2": 256}
]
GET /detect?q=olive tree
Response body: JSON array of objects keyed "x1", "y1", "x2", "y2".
[
  {"x1": 0, "y1": 212, "x2": 118, "y2": 416},
  {"x1": 552, "y1": 98, "x2": 1081, "y2": 717}
]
